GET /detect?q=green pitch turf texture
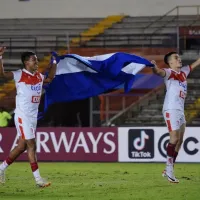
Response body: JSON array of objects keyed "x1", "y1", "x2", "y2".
[{"x1": 0, "y1": 163, "x2": 199, "y2": 200}]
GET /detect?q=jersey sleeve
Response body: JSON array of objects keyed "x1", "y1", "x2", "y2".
[
  {"x1": 162, "y1": 68, "x2": 171, "y2": 80},
  {"x1": 11, "y1": 70, "x2": 22, "y2": 82},
  {"x1": 40, "y1": 73, "x2": 45, "y2": 81},
  {"x1": 181, "y1": 65, "x2": 191, "y2": 77}
]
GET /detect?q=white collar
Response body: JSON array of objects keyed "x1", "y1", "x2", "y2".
[
  {"x1": 22, "y1": 68, "x2": 36, "y2": 76},
  {"x1": 170, "y1": 68, "x2": 181, "y2": 74}
]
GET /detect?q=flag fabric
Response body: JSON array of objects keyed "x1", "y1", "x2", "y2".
[{"x1": 43, "y1": 52, "x2": 154, "y2": 112}]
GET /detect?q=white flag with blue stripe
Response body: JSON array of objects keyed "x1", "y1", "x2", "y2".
[{"x1": 43, "y1": 52, "x2": 154, "y2": 112}]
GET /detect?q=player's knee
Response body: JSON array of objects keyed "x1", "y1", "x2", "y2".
[
  {"x1": 177, "y1": 137, "x2": 183, "y2": 146},
  {"x1": 171, "y1": 138, "x2": 179, "y2": 144},
  {"x1": 17, "y1": 145, "x2": 26, "y2": 153},
  {"x1": 26, "y1": 141, "x2": 37, "y2": 152},
  {"x1": 170, "y1": 134, "x2": 179, "y2": 144},
  {"x1": 27, "y1": 144, "x2": 36, "y2": 152}
]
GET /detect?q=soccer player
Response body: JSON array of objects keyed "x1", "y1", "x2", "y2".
[
  {"x1": 152, "y1": 52, "x2": 200, "y2": 183},
  {"x1": 0, "y1": 46, "x2": 57, "y2": 187}
]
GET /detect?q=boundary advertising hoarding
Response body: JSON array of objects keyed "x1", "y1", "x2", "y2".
[
  {"x1": 0, "y1": 127, "x2": 199, "y2": 162},
  {"x1": 0, "y1": 128, "x2": 118, "y2": 162},
  {"x1": 119, "y1": 127, "x2": 200, "y2": 162}
]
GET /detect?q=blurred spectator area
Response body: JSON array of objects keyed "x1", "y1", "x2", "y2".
[{"x1": 0, "y1": 8, "x2": 200, "y2": 126}]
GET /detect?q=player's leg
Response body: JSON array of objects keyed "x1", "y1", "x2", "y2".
[
  {"x1": 163, "y1": 110, "x2": 180, "y2": 183},
  {"x1": 8, "y1": 137, "x2": 27, "y2": 161},
  {"x1": 165, "y1": 129, "x2": 180, "y2": 182},
  {"x1": 14, "y1": 114, "x2": 50, "y2": 187},
  {"x1": 0, "y1": 136, "x2": 26, "y2": 183},
  {"x1": 0, "y1": 114, "x2": 28, "y2": 184},
  {"x1": 26, "y1": 138, "x2": 40, "y2": 180},
  {"x1": 24, "y1": 119, "x2": 42, "y2": 182},
  {"x1": 174, "y1": 123, "x2": 185, "y2": 164},
  {"x1": 26, "y1": 138, "x2": 51, "y2": 188}
]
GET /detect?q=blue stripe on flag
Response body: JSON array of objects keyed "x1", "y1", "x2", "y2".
[{"x1": 42, "y1": 52, "x2": 154, "y2": 114}]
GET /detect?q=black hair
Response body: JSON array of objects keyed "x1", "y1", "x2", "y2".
[
  {"x1": 164, "y1": 51, "x2": 177, "y2": 65},
  {"x1": 21, "y1": 51, "x2": 36, "y2": 67}
]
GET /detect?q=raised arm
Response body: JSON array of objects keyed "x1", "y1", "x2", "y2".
[
  {"x1": 0, "y1": 47, "x2": 14, "y2": 80},
  {"x1": 151, "y1": 60, "x2": 166, "y2": 77},
  {"x1": 190, "y1": 58, "x2": 200, "y2": 71},
  {"x1": 43, "y1": 58, "x2": 57, "y2": 83}
]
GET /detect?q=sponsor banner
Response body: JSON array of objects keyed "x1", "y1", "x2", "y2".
[
  {"x1": 0, "y1": 128, "x2": 118, "y2": 162},
  {"x1": 118, "y1": 127, "x2": 200, "y2": 162}
]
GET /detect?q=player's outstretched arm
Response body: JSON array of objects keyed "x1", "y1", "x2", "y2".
[
  {"x1": 151, "y1": 60, "x2": 166, "y2": 77},
  {"x1": 0, "y1": 47, "x2": 14, "y2": 80},
  {"x1": 43, "y1": 57, "x2": 57, "y2": 83},
  {"x1": 190, "y1": 58, "x2": 200, "y2": 71}
]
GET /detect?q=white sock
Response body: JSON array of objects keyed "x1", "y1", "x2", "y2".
[
  {"x1": 166, "y1": 156, "x2": 174, "y2": 166},
  {"x1": 0, "y1": 161, "x2": 9, "y2": 171},
  {"x1": 33, "y1": 169, "x2": 41, "y2": 181}
]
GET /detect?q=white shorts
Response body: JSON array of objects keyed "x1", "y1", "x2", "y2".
[
  {"x1": 163, "y1": 110, "x2": 186, "y2": 132},
  {"x1": 14, "y1": 114, "x2": 37, "y2": 140}
]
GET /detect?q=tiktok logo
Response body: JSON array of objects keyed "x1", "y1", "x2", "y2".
[
  {"x1": 133, "y1": 131, "x2": 149, "y2": 150},
  {"x1": 128, "y1": 129, "x2": 154, "y2": 159}
]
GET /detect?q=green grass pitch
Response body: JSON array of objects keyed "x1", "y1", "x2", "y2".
[{"x1": 0, "y1": 162, "x2": 199, "y2": 200}]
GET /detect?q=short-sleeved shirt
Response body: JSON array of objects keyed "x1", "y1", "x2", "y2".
[
  {"x1": 12, "y1": 69, "x2": 44, "y2": 118},
  {"x1": 162, "y1": 66, "x2": 191, "y2": 112}
]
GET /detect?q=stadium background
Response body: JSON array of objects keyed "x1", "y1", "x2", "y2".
[{"x1": 0, "y1": 0, "x2": 200, "y2": 199}]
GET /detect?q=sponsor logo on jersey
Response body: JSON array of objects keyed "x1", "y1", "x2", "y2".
[
  {"x1": 31, "y1": 84, "x2": 42, "y2": 94},
  {"x1": 179, "y1": 81, "x2": 187, "y2": 92},
  {"x1": 32, "y1": 96, "x2": 41, "y2": 103}
]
